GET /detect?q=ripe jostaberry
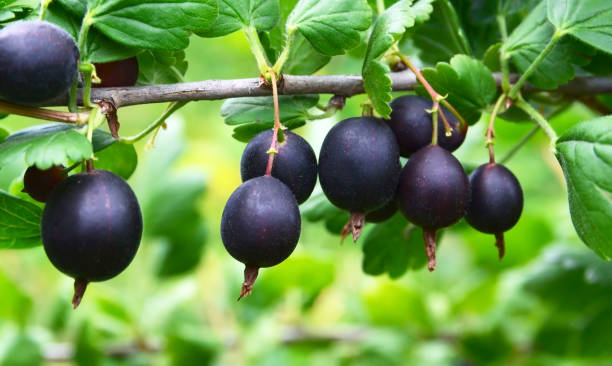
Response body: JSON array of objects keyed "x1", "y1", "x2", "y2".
[
  {"x1": 465, "y1": 163, "x2": 523, "y2": 259},
  {"x1": 318, "y1": 117, "x2": 401, "y2": 241},
  {"x1": 41, "y1": 169, "x2": 143, "y2": 308},
  {"x1": 0, "y1": 20, "x2": 79, "y2": 104},
  {"x1": 388, "y1": 96, "x2": 466, "y2": 157},
  {"x1": 93, "y1": 57, "x2": 139, "y2": 88},
  {"x1": 241, "y1": 130, "x2": 317, "y2": 204},
  {"x1": 22, "y1": 165, "x2": 66, "y2": 203},
  {"x1": 398, "y1": 145, "x2": 470, "y2": 271},
  {"x1": 221, "y1": 176, "x2": 301, "y2": 300}
]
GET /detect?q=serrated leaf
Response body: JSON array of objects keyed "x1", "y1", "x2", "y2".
[
  {"x1": 502, "y1": 1, "x2": 574, "y2": 90},
  {"x1": 415, "y1": 55, "x2": 496, "y2": 124},
  {"x1": 547, "y1": 0, "x2": 612, "y2": 54},
  {"x1": 137, "y1": 50, "x2": 188, "y2": 85},
  {"x1": 555, "y1": 116, "x2": 612, "y2": 260},
  {"x1": 362, "y1": 215, "x2": 429, "y2": 277},
  {"x1": 282, "y1": 33, "x2": 331, "y2": 74},
  {"x1": 286, "y1": 0, "x2": 372, "y2": 56},
  {"x1": 362, "y1": 0, "x2": 424, "y2": 118},
  {"x1": 89, "y1": 0, "x2": 218, "y2": 50},
  {"x1": 0, "y1": 191, "x2": 42, "y2": 249},
  {"x1": 221, "y1": 95, "x2": 319, "y2": 125},
  {"x1": 0, "y1": 4, "x2": 32, "y2": 26},
  {"x1": 0, "y1": 124, "x2": 92, "y2": 170},
  {"x1": 196, "y1": 0, "x2": 280, "y2": 37}
]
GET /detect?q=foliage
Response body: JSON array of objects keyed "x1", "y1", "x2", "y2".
[{"x1": 0, "y1": 0, "x2": 611, "y2": 364}]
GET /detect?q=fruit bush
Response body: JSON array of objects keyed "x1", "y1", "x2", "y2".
[{"x1": 0, "y1": 0, "x2": 612, "y2": 364}]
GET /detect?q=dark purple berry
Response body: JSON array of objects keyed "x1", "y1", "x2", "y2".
[
  {"x1": 388, "y1": 96, "x2": 466, "y2": 157},
  {"x1": 366, "y1": 195, "x2": 398, "y2": 223},
  {"x1": 93, "y1": 57, "x2": 139, "y2": 88},
  {"x1": 398, "y1": 145, "x2": 469, "y2": 271},
  {"x1": 241, "y1": 130, "x2": 317, "y2": 204},
  {"x1": 318, "y1": 117, "x2": 401, "y2": 241},
  {"x1": 22, "y1": 165, "x2": 66, "y2": 203},
  {"x1": 221, "y1": 176, "x2": 301, "y2": 300},
  {"x1": 0, "y1": 20, "x2": 79, "y2": 104},
  {"x1": 41, "y1": 169, "x2": 142, "y2": 308},
  {"x1": 465, "y1": 163, "x2": 523, "y2": 259}
]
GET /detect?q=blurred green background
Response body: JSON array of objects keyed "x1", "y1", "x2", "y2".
[{"x1": 0, "y1": 31, "x2": 611, "y2": 366}]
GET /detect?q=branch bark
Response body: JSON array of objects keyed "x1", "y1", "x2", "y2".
[{"x1": 42, "y1": 72, "x2": 612, "y2": 108}]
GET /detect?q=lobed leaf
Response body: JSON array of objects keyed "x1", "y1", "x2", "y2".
[
  {"x1": 137, "y1": 50, "x2": 188, "y2": 85},
  {"x1": 0, "y1": 124, "x2": 92, "y2": 170},
  {"x1": 362, "y1": 215, "x2": 429, "y2": 278},
  {"x1": 89, "y1": 0, "x2": 218, "y2": 50},
  {"x1": 196, "y1": 0, "x2": 280, "y2": 37},
  {"x1": 286, "y1": 0, "x2": 372, "y2": 56},
  {"x1": 503, "y1": 1, "x2": 574, "y2": 90},
  {"x1": 547, "y1": 0, "x2": 612, "y2": 54},
  {"x1": 415, "y1": 55, "x2": 496, "y2": 124},
  {"x1": 555, "y1": 116, "x2": 612, "y2": 259},
  {"x1": 0, "y1": 191, "x2": 42, "y2": 249}
]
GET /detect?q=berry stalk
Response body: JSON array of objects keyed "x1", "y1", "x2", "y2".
[{"x1": 265, "y1": 70, "x2": 284, "y2": 176}]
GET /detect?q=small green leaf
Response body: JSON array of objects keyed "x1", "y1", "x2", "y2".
[
  {"x1": 301, "y1": 193, "x2": 348, "y2": 234},
  {"x1": 231, "y1": 118, "x2": 305, "y2": 142},
  {"x1": 362, "y1": 0, "x2": 431, "y2": 117},
  {"x1": 137, "y1": 50, "x2": 188, "y2": 85},
  {"x1": 0, "y1": 4, "x2": 32, "y2": 27},
  {"x1": 0, "y1": 191, "x2": 42, "y2": 249},
  {"x1": 221, "y1": 94, "x2": 318, "y2": 126},
  {"x1": 362, "y1": 215, "x2": 429, "y2": 278},
  {"x1": 196, "y1": 0, "x2": 280, "y2": 37},
  {"x1": 94, "y1": 141, "x2": 138, "y2": 180},
  {"x1": 416, "y1": 55, "x2": 496, "y2": 124},
  {"x1": 0, "y1": 123, "x2": 92, "y2": 170},
  {"x1": 503, "y1": 1, "x2": 574, "y2": 90},
  {"x1": 556, "y1": 116, "x2": 612, "y2": 259},
  {"x1": 282, "y1": 33, "x2": 331, "y2": 75},
  {"x1": 547, "y1": 0, "x2": 612, "y2": 54},
  {"x1": 286, "y1": 0, "x2": 372, "y2": 56},
  {"x1": 89, "y1": 0, "x2": 219, "y2": 50}
]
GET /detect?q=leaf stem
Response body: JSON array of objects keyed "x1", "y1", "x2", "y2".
[
  {"x1": 0, "y1": 100, "x2": 89, "y2": 124},
  {"x1": 39, "y1": 0, "x2": 51, "y2": 19},
  {"x1": 499, "y1": 125, "x2": 540, "y2": 165},
  {"x1": 243, "y1": 26, "x2": 272, "y2": 77},
  {"x1": 486, "y1": 93, "x2": 506, "y2": 163},
  {"x1": 496, "y1": 15, "x2": 511, "y2": 93},
  {"x1": 394, "y1": 50, "x2": 467, "y2": 130},
  {"x1": 508, "y1": 30, "x2": 564, "y2": 99},
  {"x1": 121, "y1": 101, "x2": 187, "y2": 144},
  {"x1": 265, "y1": 71, "x2": 284, "y2": 176},
  {"x1": 376, "y1": 0, "x2": 385, "y2": 14},
  {"x1": 430, "y1": 106, "x2": 439, "y2": 145},
  {"x1": 272, "y1": 29, "x2": 296, "y2": 75},
  {"x1": 514, "y1": 96, "x2": 557, "y2": 147}
]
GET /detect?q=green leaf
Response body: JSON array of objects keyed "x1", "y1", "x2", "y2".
[
  {"x1": 0, "y1": 123, "x2": 92, "y2": 170},
  {"x1": 0, "y1": 191, "x2": 42, "y2": 249},
  {"x1": 166, "y1": 326, "x2": 219, "y2": 366},
  {"x1": 362, "y1": 215, "x2": 429, "y2": 278},
  {"x1": 231, "y1": 118, "x2": 306, "y2": 142},
  {"x1": 221, "y1": 94, "x2": 318, "y2": 125},
  {"x1": 282, "y1": 33, "x2": 331, "y2": 75},
  {"x1": 0, "y1": 3, "x2": 32, "y2": 27},
  {"x1": 89, "y1": 0, "x2": 218, "y2": 50},
  {"x1": 555, "y1": 116, "x2": 612, "y2": 259},
  {"x1": 196, "y1": 0, "x2": 280, "y2": 37},
  {"x1": 137, "y1": 50, "x2": 188, "y2": 85},
  {"x1": 547, "y1": 0, "x2": 612, "y2": 54},
  {"x1": 301, "y1": 193, "x2": 349, "y2": 235},
  {"x1": 0, "y1": 127, "x2": 8, "y2": 143},
  {"x1": 362, "y1": 0, "x2": 419, "y2": 118},
  {"x1": 410, "y1": 0, "x2": 471, "y2": 64},
  {"x1": 94, "y1": 140, "x2": 138, "y2": 180},
  {"x1": 286, "y1": 0, "x2": 372, "y2": 56},
  {"x1": 416, "y1": 55, "x2": 496, "y2": 124},
  {"x1": 503, "y1": 1, "x2": 574, "y2": 90}
]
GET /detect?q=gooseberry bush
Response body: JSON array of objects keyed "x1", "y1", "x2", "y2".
[{"x1": 0, "y1": 0, "x2": 612, "y2": 319}]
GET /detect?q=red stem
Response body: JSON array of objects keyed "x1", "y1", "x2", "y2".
[
  {"x1": 265, "y1": 71, "x2": 283, "y2": 176},
  {"x1": 238, "y1": 266, "x2": 259, "y2": 301}
]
